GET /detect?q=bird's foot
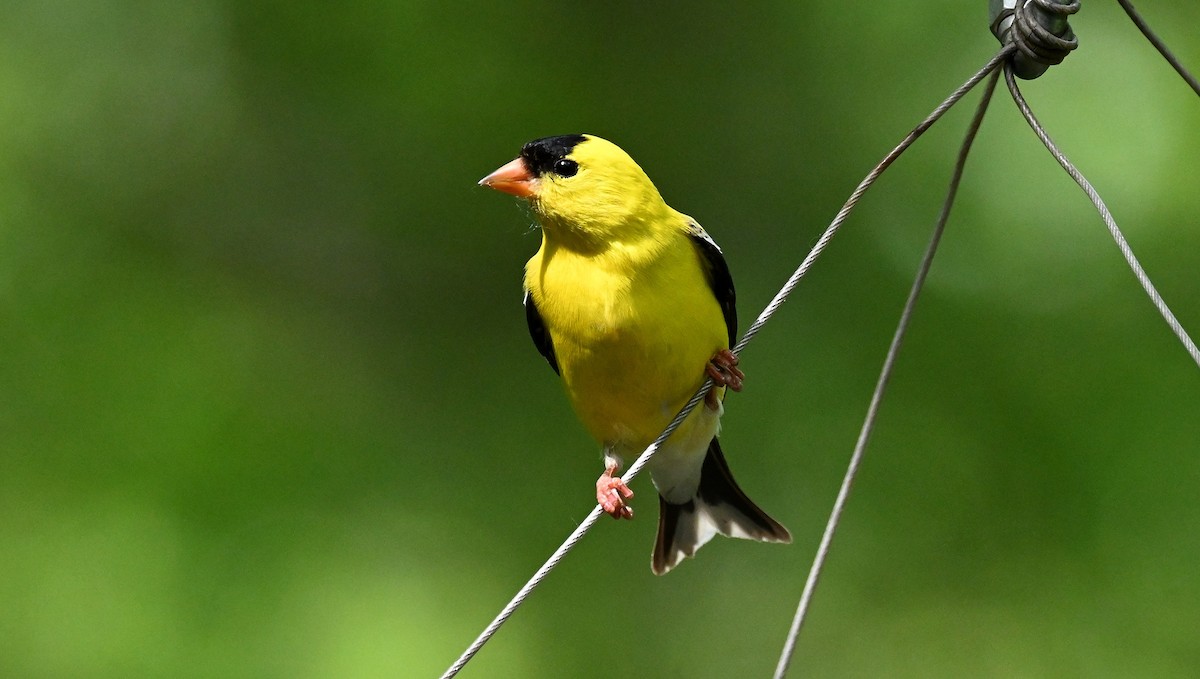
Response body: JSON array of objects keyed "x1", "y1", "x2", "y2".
[
  {"x1": 705, "y1": 349, "x2": 745, "y2": 409},
  {"x1": 596, "y1": 465, "x2": 634, "y2": 520}
]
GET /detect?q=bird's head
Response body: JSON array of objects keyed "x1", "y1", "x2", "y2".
[{"x1": 480, "y1": 134, "x2": 670, "y2": 247}]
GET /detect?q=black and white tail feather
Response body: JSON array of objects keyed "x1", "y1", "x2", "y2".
[{"x1": 652, "y1": 438, "x2": 792, "y2": 575}]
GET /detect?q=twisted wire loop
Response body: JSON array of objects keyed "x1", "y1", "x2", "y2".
[
  {"x1": 1116, "y1": 0, "x2": 1200, "y2": 97},
  {"x1": 772, "y1": 66, "x2": 1004, "y2": 679},
  {"x1": 1010, "y1": 0, "x2": 1079, "y2": 68},
  {"x1": 1004, "y1": 66, "x2": 1200, "y2": 369},
  {"x1": 441, "y1": 43, "x2": 1017, "y2": 679}
]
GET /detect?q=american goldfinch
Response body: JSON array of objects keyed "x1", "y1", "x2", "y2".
[{"x1": 480, "y1": 134, "x2": 790, "y2": 574}]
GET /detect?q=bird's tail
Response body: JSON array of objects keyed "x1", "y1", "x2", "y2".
[{"x1": 652, "y1": 438, "x2": 791, "y2": 575}]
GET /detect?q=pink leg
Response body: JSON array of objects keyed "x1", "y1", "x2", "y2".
[
  {"x1": 596, "y1": 465, "x2": 634, "y2": 520},
  {"x1": 705, "y1": 348, "x2": 746, "y2": 409}
]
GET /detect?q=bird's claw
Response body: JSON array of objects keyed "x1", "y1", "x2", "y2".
[
  {"x1": 705, "y1": 349, "x2": 745, "y2": 409},
  {"x1": 596, "y1": 466, "x2": 634, "y2": 520}
]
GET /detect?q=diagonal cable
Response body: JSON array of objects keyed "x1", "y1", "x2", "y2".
[
  {"x1": 772, "y1": 66, "x2": 1003, "y2": 679},
  {"x1": 1004, "y1": 65, "x2": 1200, "y2": 369},
  {"x1": 1116, "y1": 0, "x2": 1200, "y2": 97},
  {"x1": 733, "y1": 45, "x2": 1015, "y2": 355},
  {"x1": 439, "y1": 44, "x2": 1015, "y2": 679}
]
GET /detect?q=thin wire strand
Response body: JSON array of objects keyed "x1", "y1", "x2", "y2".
[
  {"x1": 733, "y1": 44, "x2": 1016, "y2": 356},
  {"x1": 1116, "y1": 0, "x2": 1200, "y2": 97},
  {"x1": 438, "y1": 385, "x2": 710, "y2": 679},
  {"x1": 441, "y1": 44, "x2": 1016, "y2": 679},
  {"x1": 1004, "y1": 66, "x2": 1200, "y2": 369},
  {"x1": 772, "y1": 67, "x2": 1003, "y2": 679}
]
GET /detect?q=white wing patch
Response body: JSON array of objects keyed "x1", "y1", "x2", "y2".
[{"x1": 686, "y1": 219, "x2": 723, "y2": 253}]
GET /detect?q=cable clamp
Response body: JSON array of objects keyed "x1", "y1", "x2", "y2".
[{"x1": 989, "y1": 0, "x2": 1079, "y2": 79}]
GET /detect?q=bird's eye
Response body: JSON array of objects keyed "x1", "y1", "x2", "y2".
[{"x1": 553, "y1": 158, "x2": 579, "y2": 178}]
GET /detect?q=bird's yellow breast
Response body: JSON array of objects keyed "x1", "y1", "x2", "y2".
[{"x1": 525, "y1": 231, "x2": 727, "y2": 450}]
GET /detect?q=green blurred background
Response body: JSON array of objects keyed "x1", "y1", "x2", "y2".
[{"x1": 1, "y1": 1, "x2": 1198, "y2": 677}]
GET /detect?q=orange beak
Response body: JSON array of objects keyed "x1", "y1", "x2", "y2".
[{"x1": 479, "y1": 157, "x2": 538, "y2": 198}]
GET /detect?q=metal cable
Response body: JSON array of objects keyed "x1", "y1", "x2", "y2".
[
  {"x1": 734, "y1": 45, "x2": 1016, "y2": 355},
  {"x1": 440, "y1": 43, "x2": 1018, "y2": 679},
  {"x1": 772, "y1": 67, "x2": 1003, "y2": 679},
  {"x1": 1004, "y1": 65, "x2": 1200, "y2": 370},
  {"x1": 438, "y1": 384, "x2": 710, "y2": 679},
  {"x1": 1116, "y1": 0, "x2": 1200, "y2": 97}
]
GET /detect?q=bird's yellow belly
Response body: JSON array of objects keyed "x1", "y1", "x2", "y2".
[
  {"x1": 529, "y1": 245, "x2": 727, "y2": 450},
  {"x1": 557, "y1": 320, "x2": 717, "y2": 448}
]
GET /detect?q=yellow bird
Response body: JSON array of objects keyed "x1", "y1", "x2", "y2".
[{"x1": 480, "y1": 134, "x2": 790, "y2": 574}]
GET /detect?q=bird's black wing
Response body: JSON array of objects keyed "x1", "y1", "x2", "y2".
[
  {"x1": 523, "y1": 290, "x2": 560, "y2": 375},
  {"x1": 686, "y1": 220, "x2": 737, "y2": 347}
]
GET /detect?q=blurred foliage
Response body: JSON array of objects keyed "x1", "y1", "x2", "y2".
[{"x1": 1, "y1": 1, "x2": 1198, "y2": 677}]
